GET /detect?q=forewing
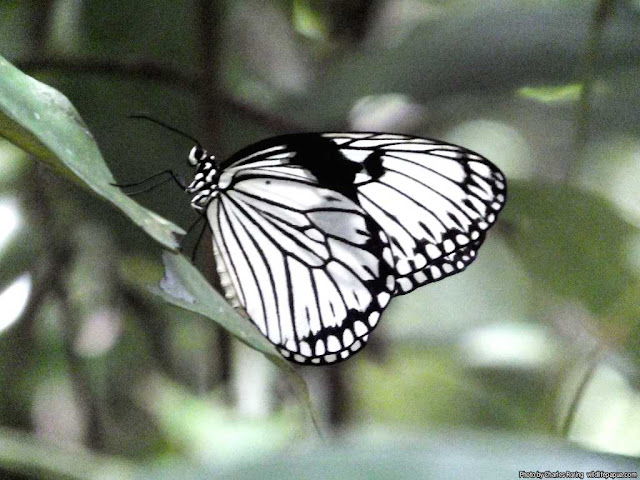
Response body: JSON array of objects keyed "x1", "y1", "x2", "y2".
[
  {"x1": 207, "y1": 169, "x2": 395, "y2": 365},
  {"x1": 322, "y1": 133, "x2": 507, "y2": 295}
]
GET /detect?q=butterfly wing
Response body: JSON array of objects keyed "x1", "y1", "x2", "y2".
[
  {"x1": 321, "y1": 133, "x2": 507, "y2": 295},
  {"x1": 208, "y1": 132, "x2": 505, "y2": 364},
  {"x1": 208, "y1": 158, "x2": 395, "y2": 365}
]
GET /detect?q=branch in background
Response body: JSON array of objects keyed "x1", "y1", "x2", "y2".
[
  {"x1": 22, "y1": 165, "x2": 104, "y2": 451},
  {"x1": 571, "y1": 0, "x2": 616, "y2": 179},
  {"x1": 560, "y1": 346, "x2": 605, "y2": 438},
  {"x1": 28, "y1": 0, "x2": 56, "y2": 52},
  {"x1": 120, "y1": 284, "x2": 176, "y2": 378},
  {"x1": 53, "y1": 257, "x2": 104, "y2": 452},
  {"x1": 14, "y1": 57, "x2": 305, "y2": 132},
  {"x1": 16, "y1": 57, "x2": 199, "y2": 91},
  {"x1": 196, "y1": 0, "x2": 232, "y2": 389},
  {"x1": 197, "y1": 0, "x2": 221, "y2": 146},
  {"x1": 12, "y1": 258, "x2": 58, "y2": 341}
]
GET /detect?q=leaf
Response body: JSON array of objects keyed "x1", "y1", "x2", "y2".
[
  {"x1": 518, "y1": 84, "x2": 583, "y2": 104},
  {"x1": 137, "y1": 431, "x2": 640, "y2": 480},
  {"x1": 0, "y1": 426, "x2": 136, "y2": 480},
  {"x1": 150, "y1": 251, "x2": 321, "y2": 433},
  {"x1": 0, "y1": 55, "x2": 183, "y2": 250},
  {"x1": 502, "y1": 179, "x2": 638, "y2": 314},
  {"x1": 2, "y1": 426, "x2": 638, "y2": 480}
]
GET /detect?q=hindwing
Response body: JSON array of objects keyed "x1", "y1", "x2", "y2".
[{"x1": 208, "y1": 161, "x2": 395, "y2": 365}]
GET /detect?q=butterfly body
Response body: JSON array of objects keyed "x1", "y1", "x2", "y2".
[{"x1": 183, "y1": 132, "x2": 506, "y2": 365}]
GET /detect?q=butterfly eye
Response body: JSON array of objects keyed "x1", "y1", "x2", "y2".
[{"x1": 188, "y1": 146, "x2": 205, "y2": 166}]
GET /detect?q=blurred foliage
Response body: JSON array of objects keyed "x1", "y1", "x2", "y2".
[{"x1": 0, "y1": 0, "x2": 639, "y2": 478}]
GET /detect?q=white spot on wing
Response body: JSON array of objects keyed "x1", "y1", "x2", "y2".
[
  {"x1": 430, "y1": 266, "x2": 442, "y2": 280},
  {"x1": 386, "y1": 275, "x2": 395, "y2": 290},
  {"x1": 377, "y1": 292, "x2": 390, "y2": 307},
  {"x1": 354, "y1": 321, "x2": 368, "y2": 337},
  {"x1": 413, "y1": 271, "x2": 427, "y2": 283},
  {"x1": 341, "y1": 149, "x2": 372, "y2": 163},
  {"x1": 443, "y1": 239, "x2": 455, "y2": 253},
  {"x1": 398, "y1": 277, "x2": 412, "y2": 292},
  {"x1": 343, "y1": 329, "x2": 354, "y2": 347},
  {"x1": 396, "y1": 259, "x2": 411, "y2": 275},
  {"x1": 300, "y1": 341, "x2": 311, "y2": 356},
  {"x1": 456, "y1": 234, "x2": 469, "y2": 245},
  {"x1": 327, "y1": 335, "x2": 341, "y2": 352},
  {"x1": 426, "y1": 244, "x2": 441, "y2": 259}
]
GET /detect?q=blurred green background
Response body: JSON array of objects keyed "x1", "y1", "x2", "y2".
[{"x1": 1, "y1": 0, "x2": 640, "y2": 478}]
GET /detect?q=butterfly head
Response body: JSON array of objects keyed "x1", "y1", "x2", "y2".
[
  {"x1": 188, "y1": 146, "x2": 210, "y2": 166},
  {"x1": 186, "y1": 146, "x2": 219, "y2": 211}
]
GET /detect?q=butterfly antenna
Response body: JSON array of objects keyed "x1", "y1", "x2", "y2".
[{"x1": 128, "y1": 114, "x2": 202, "y2": 147}]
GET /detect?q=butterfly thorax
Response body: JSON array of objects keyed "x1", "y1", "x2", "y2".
[{"x1": 186, "y1": 147, "x2": 219, "y2": 211}]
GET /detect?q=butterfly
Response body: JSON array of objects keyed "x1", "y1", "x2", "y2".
[{"x1": 174, "y1": 131, "x2": 507, "y2": 365}]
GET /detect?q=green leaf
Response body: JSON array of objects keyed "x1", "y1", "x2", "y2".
[
  {"x1": 0, "y1": 55, "x2": 183, "y2": 250},
  {"x1": 0, "y1": 426, "x2": 136, "y2": 480},
  {"x1": 3, "y1": 427, "x2": 638, "y2": 480},
  {"x1": 518, "y1": 84, "x2": 583, "y2": 103},
  {"x1": 138, "y1": 431, "x2": 640, "y2": 480},
  {"x1": 150, "y1": 251, "x2": 321, "y2": 432},
  {"x1": 502, "y1": 179, "x2": 638, "y2": 314}
]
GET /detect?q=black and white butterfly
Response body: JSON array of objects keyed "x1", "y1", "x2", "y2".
[{"x1": 173, "y1": 131, "x2": 506, "y2": 365}]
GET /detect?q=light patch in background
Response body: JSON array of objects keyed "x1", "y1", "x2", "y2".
[
  {"x1": 292, "y1": 0, "x2": 327, "y2": 41},
  {"x1": 387, "y1": 237, "x2": 532, "y2": 341},
  {"x1": 579, "y1": 137, "x2": 640, "y2": 227},
  {"x1": 232, "y1": 342, "x2": 275, "y2": 417},
  {"x1": 49, "y1": 0, "x2": 82, "y2": 54},
  {"x1": 0, "y1": 197, "x2": 29, "y2": 334},
  {"x1": 349, "y1": 94, "x2": 426, "y2": 132},
  {"x1": 445, "y1": 119, "x2": 535, "y2": 180},
  {"x1": 0, "y1": 196, "x2": 20, "y2": 252},
  {"x1": 0, "y1": 140, "x2": 29, "y2": 184},
  {"x1": 74, "y1": 308, "x2": 123, "y2": 358},
  {"x1": 0, "y1": 274, "x2": 32, "y2": 334},
  {"x1": 518, "y1": 84, "x2": 582, "y2": 104},
  {"x1": 32, "y1": 376, "x2": 85, "y2": 446},
  {"x1": 137, "y1": 374, "x2": 294, "y2": 466},
  {"x1": 565, "y1": 363, "x2": 640, "y2": 457},
  {"x1": 459, "y1": 323, "x2": 558, "y2": 370}
]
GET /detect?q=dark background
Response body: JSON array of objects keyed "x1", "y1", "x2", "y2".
[{"x1": 0, "y1": 0, "x2": 639, "y2": 478}]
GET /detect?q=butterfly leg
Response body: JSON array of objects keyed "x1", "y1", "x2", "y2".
[
  {"x1": 187, "y1": 215, "x2": 209, "y2": 263},
  {"x1": 111, "y1": 169, "x2": 187, "y2": 196}
]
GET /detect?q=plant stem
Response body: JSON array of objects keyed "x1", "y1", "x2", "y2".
[{"x1": 570, "y1": 0, "x2": 615, "y2": 180}]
